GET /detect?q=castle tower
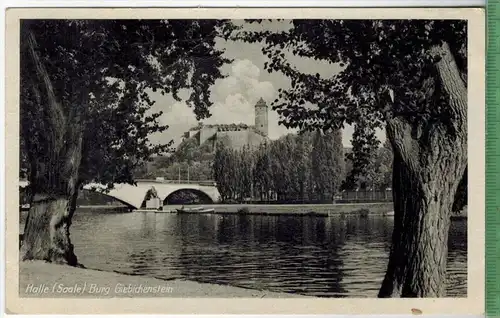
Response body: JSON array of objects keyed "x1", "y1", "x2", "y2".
[{"x1": 254, "y1": 97, "x2": 269, "y2": 137}]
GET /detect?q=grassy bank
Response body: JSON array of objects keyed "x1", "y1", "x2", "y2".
[
  {"x1": 77, "y1": 205, "x2": 130, "y2": 213},
  {"x1": 139, "y1": 202, "x2": 394, "y2": 216},
  {"x1": 136, "y1": 203, "x2": 468, "y2": 219},
  {"x1": 19, "y1": 261, "x2": 306, "y2": 298}
]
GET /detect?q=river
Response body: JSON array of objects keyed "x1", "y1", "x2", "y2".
[{"x1": 20, "y1": 210, "x2": 467, "y2": 298}]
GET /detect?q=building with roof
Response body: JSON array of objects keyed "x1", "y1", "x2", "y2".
[{"x1": 182, "y1": 97, "x2": 270, "y2": 151}]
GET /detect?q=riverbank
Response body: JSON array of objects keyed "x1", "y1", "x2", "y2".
[
  {"x1": 77, "y1": 205, "x2": 131, "y2": 213},
  {"x1": 135, "y1": 203, "x2": 468, "y2": 220},
  {"x1": 19, "y1": 261, "x2": 307, "y2": 298},
  {"x1": 137, "y1": 202, "x2": 394, "y2": 216}
]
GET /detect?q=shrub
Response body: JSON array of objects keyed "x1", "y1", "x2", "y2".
[
  {"x1": 237, "y1": 207, "x2": 250, "y2": 214},
  {"x1": 359, "y1": 208, "x2": 370, "y2": 218}
]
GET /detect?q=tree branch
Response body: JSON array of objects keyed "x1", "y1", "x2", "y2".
[
  {"x1": 429, "y1": 41, "x2": 468, "y2": 135},
  {"x1": 24, "y1": 28, "x2": 67, "y2": 151},
  {"x1": 386, "y1": 117, "x2": 421, "y2": 175}
]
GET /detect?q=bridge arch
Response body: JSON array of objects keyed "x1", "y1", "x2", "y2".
[
  {"x1": 163, "y1": 188, "x2": 215, "y2": 205},
  {"x1": 82, "y1": 183, "x2": 151, "y2": 210},
  {"x1": 77, "y1": 188, "x2": 137, "y2": 210},
  {"x1": 21, "y1": 180, "x2": 220, "y2": 210}
]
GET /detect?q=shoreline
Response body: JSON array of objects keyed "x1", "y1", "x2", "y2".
[
  {"x1": 137, "y1": 202, "x2": 394, "y2": 216},
  {"x1": 135, "y1": 204, "x2": 467, "y2": 220},
  {"x1": 19, "y1": 261, "x2": 307, "y2": 298},
  {"x1": 71, "y1": 202, "x2": 467, "y2": 219},
  {"x1": 20, "y1": 202, "x2": 467, "y2": 220}
]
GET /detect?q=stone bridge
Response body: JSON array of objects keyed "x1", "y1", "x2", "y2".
[{"x1": 19, "y1": 180, "x2": 220, "y2": 210}]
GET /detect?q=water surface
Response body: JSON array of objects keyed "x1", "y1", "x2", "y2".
[{"x1": 20, "y1": 210, "x2": 467, "y2": 297}]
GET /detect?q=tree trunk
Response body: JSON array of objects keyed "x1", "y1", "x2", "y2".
[
  {"x1": 20, "y1": 116, "x2": 83, "y2": 266},
  {"x1": 21, "y1": 190, "x2": 80, "y2": 266},
  {"x1": 20, "y1": 119, "x2": 83, "y2": 266},
  {"x1": 20, "y1": 26, "x2": 85, "y2": 266},
  {"x1": 378, "y1": 154, "x2": 455, "y2": 297},
  {"x1": 379, "y1": 41, "x2": 467, "y2": 297}
]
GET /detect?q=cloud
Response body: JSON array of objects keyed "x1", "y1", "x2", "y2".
[
  {"x1": 206, "y1": 93, "x2": 253, "y2": 125},
  {"x1": 247, "y1": 80, "x2": 275, "y2": 101},
  {"x1": 212, "y1": 59, "x2": 275, "y2": 103},
  {"x1": 148, "y1": 57, "x2": 385, "y2": 148},
  {"x1": 213, "y1": 76, "x2": 240, "y2": 98},
  {"x1": 150, "y1": 100, "x2": 198, "y2": 145},
  {"x1": 203, "y1": 59, "x2": 285, "y2": 135},
  {"x1": 231, "y1": 59, "x2": 261, "y2": 79},
  {"x1": 150, "y1": 59, "x2": 290, "y2": 146}
]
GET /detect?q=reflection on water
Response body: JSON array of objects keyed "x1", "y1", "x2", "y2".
[{"x1": 20, "y1": 211, "x2": 467, "y2": 297}]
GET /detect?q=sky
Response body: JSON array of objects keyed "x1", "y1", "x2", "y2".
[{"x1": 147, "y1": 21, "x2": 386, "y2": 148}]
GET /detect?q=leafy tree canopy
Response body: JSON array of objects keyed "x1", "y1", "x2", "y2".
[
  {"x1": 236, "y1": 20, "x2": 466, "y2": 130},
  {"x1": 21, "y1": 19, "x2": 236, "y2": 188},
  {"x1": 233, "y1": 19, "x2": 467, "y2": 210},
  {"x1": 234, "y1": 20, "x2": 466, "y2": 172}
]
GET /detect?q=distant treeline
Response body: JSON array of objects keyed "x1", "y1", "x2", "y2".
[
  {"x1": 135, "y1": 129, "x2": 394, "y2": 204},
  {"x1": 214, "y1": 130, "x2": 343, "y2": 202},
  {"x1": 213, "y1": 130, "x2": 393, "y2": 203}
]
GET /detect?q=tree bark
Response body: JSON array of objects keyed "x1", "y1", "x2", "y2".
[
  {"x1": 20, "y1": 123, "x2": 83, "y2": 266},
  {"x1": 20, "y1": 26, "x2": 85, "y2": 266},
  {"x1": 21, "y1": 191, "x2": 80, "y2": 266},
  {"x1": 378, "y1": 41, "x2": 467, "y2": 297}
]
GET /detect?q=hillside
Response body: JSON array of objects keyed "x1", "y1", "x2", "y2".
[
  {"x1": 134, "y1": 135, "x2": 217, "y2": 180},
  {"x1": 135, "y1": 131, "x2": 357, "y2": 183}
]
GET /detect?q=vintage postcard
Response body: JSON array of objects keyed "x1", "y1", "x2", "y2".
[{"x1": 4, "y1": 7, "x2": 485, "y2": 315}]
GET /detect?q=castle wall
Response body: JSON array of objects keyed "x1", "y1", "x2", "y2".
[
  {"x1": 199, "y1": 127, "x2": 218, "y2": 145},
  {"x1": 215, "y1": 130, "x2": 266, "y2": 151},
  {"x1": 247, "y1": 131, "x2": 266, "y2": 149},
  {"x1": 216, "y1": 131, "x2": 249, "y2": 150},
  {"x1": 188, "y1": 130, "x2": 199, "y2": 138}
]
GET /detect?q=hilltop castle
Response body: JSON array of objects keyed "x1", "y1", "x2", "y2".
[{"x1": 182, "y1": 98, "x2": 269, "y2": 151}]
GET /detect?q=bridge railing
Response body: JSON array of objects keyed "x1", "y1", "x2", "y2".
[
  {"x1": 340, "y1": 190, "x2": 393, "y2": 202},
  {"x1": 21, "y1": 179, "x2": 217, "y2": 188},
  {"x1": 135, "y1": 179, "x2": 217, "y2": 187}
]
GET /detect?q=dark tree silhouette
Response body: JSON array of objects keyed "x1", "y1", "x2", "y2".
[
  {"x1": 20, "y1": 19, "x2": 234, "y2": 265},
  {"x1": 236, "y1": 19, "x2": 467, "y2": 297},
  {"x1": 311, "y1": 129, "x2": 345, "y2": 200}
]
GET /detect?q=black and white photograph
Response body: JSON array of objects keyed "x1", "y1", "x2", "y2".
[{"x1": 5, "y1": 7, "x2": 485, "y2": 315}]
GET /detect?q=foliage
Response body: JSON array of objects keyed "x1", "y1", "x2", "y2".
[
  {"x1": 235, "y1": 19, "x2": 466, "y2": 184},
  {"x1": 139, "y1": 160, "x2": 213, "y2": 181},
  {"x1": 343, "y1": 132, "x2": 393, "y2": 191},
  {"x1": 189, "y1": 122, "x2": 252, "y2": 131},
  {"x1": 21, "y1": 19, "x2": 236, "y2": 190},
  {"x1": 291, "y1": 132, "x2": 313, "y2": 200},
  {"x1": 236, "y1": 19, "x2": 468, "y2": 297},
  {"x1": 374, "y1": 139, "x2": 394, "y2": 190},
  {"x1": 253, "y1": 142, "x2": 273, "y2": 200},
  {"x1": 143, "y1": 186, "x2": 160, "y2": 202},
  {"x1": 213, "y1": 138, "x2": 234, "y2": 201},
  {"x1": 237, "y1": 20, "x2": 466, "y2": 127},
  {"x1": 237, "y1": 207, "x2": 250, "y2": 214},
  {"x1": 268, "y1": 137, "x2": 293, "y2": 199},
  {"x1": 172, "y1": 137, "x2": 203, "y2": 165},
  {"x1": 213, "y1": 131, "x2": 345, "y2": 203},
  {"x1": 342, "y1": 124, "x2": 380, "y2": 190},
  {"x1": 311, "y1": 129, "x2": 345, "y2": 199},
  {"x1": 237, "y1": 146, "x2": 254, "y2": 200}
]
